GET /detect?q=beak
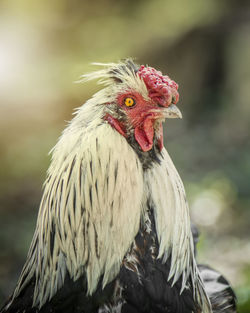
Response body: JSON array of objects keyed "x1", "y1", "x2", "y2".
[
  {"x1": 148, "y1": 104, "x2": 182, "y2": 121},
  {"x1": 161, "y1": 104, "x2": 182, "y2": 119}
]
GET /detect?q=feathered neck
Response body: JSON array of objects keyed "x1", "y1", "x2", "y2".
[{"x1": 144, "y1": 148, "x2": 211, "y2": 312}]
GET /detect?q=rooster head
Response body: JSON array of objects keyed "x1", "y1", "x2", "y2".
[{"x1": 81, "y1": 59, "x2": 181, "y2": 153}]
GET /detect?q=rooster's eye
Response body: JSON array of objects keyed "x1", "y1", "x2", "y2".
[{"x1": 124, "y1": 97, "x2": 136, "y2": 107}]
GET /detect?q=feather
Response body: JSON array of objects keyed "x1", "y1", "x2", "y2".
[
  {"x1": 144, "y1": 148, "x2": 211, "y2": 312},
  {"x1": 10, "y1": 95, "x2": 144, "y2": 308},
  {"x1": 2, "y1": 60, "x2": 234, "y2": 313}
]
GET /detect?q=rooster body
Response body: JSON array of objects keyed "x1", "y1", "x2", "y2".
[{"x1": 1, "y1": 60, "x2": 235, "y2": 313}]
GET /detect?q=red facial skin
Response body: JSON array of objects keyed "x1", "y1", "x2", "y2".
[
  {"x1": 106, "y1": 65, "x2": 179, "y2": 152},
  {"x1": 105, "y1": 114, "x2": 127, "y2": 138},
  {"x1": 106, "y1": 92, "x2": 165, "y2": 152}
]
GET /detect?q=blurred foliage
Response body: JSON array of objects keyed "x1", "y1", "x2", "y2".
[{"x1": 0, "y1": 0, "x2": 250, "y2": 311}]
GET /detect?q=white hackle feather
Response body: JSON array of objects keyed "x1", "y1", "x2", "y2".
[
  {"x1": 10, "y1": 59, "x2": 212, "y2": 312},
  {"x1": 145, "y1": 148, "x2": 211, "y2": 312}
]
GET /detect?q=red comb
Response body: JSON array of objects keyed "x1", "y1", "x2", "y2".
[{"x1": 137, "y1": 65, "x2": 179, "y2": 107}]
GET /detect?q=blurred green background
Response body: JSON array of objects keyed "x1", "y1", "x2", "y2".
[{"x1": 0, "y1": 0, "x2": 250, "y2": 311}]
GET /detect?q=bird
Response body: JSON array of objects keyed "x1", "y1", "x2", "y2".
[
  {"x1": 198, "y1": 264, "x2": 237, "y2": 313},
  {"x1": 191, "y1": 225, "x2": 237, "y2": 313},
  {"x1": 0, "y1": 59, "x2": 235, "y2": 313}
]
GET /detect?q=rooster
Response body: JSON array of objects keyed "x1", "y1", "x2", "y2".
[{"x1": 0, "y1": 59, "x2": 235, "y2": 313}]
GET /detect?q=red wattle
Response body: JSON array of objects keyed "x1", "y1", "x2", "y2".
[{"x1": 134, "y1": 118, "x2": 154, "y2": 152}]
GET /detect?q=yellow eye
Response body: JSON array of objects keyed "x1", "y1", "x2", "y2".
[{"x1": 124, "y1": 97, "x2": 136, "y2": 107}]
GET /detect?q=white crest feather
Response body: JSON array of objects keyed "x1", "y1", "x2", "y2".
[{"x1": 78, "y1": 60, "x2": 149, "y2": 101}]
